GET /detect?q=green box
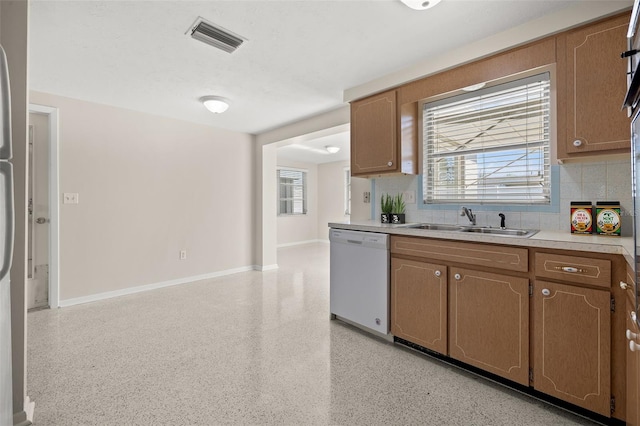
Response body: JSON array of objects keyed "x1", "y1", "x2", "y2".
[{"x1": 595, "y1": 201, "x2": 621, "y2": 236}]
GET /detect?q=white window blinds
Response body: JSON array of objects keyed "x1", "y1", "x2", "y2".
[
  {"x1": 278, "y1": 169, "x2": 307, "y2": 215},
  {"x1": 422, "y1": 73, "x2": 551, "y2": 204}
]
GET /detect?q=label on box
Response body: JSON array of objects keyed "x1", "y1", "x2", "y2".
[
  {"x1": 596, "y1": 203, "x2": 621, "y2": 236},
  {"x1": 571, "y1": 202, "x2": 592, "y2": 234}
]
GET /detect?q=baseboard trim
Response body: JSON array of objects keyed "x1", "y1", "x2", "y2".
[
  {"x1": 13, "y1": 411, "x2": 33, "y2": 426},
  {"x1": 277, "y1": 239, "x2": 324, "y2": 248},
  {"x1": 59, "y1": 266, "x2": 255, "y2": 307},
  {"x1": 255, "y1": 264, "x2": 279, "y2": 271}
]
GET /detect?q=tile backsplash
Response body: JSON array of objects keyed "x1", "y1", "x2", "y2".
[{"x1": 374, "y1": 159, "x2": 632, "y2": 235}]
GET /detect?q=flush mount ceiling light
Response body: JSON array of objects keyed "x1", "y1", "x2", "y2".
[
  {"x1": 325, "y1": 146, "x2": 340, "y2": 154},
  {"x1": 201, "y1": 96, "x2": 230, "y2": 114},
  {"x1": 400, "y1": 0, "x2": 442, "y2": 10}
]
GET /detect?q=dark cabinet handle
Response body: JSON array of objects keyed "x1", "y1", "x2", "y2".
[{"x1": 621, "y1": 49, "x2": 639, "y2": 58}]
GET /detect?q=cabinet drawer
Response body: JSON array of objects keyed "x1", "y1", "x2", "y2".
[
  {"x1": 534, "y1": 253, "x2": 611, "y2": 289},
  {"x1": 391, "y1": 236, "x2": 528, "y2": 273}
]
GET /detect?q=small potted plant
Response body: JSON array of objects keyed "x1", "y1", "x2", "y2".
[
  {"x1": 380, "y1": 194, "x2": 393, "y2": 223},
  {"x1": 391, "y1": 193, "x2": 406, "y2": 224}
]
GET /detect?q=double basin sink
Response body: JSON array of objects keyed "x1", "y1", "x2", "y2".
[{"x1": 402, "y1": 223, "x2": 539, "y2": 238}]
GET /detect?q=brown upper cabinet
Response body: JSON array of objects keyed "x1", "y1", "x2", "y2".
[
  {"x1": 349, "y1": 13, "x2": 631, "y2": 172},
  {"x1": 556, "y1": 13, "x2": 630, "y2": 159},
  {"x1": 350, "y1": 90, "x2": 418, "y2": 177}
]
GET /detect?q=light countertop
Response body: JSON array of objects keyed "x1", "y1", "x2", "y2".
[{"x1": 328, "y1": 220, "x2": 635, "y2": 267}]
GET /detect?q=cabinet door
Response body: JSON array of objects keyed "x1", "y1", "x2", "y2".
[
  {"x1": 558, "y1": 14, "x2": 629, "y2": 156},
  {"x1": 533, "y1": 280, "x2": 611, "y2": 416},
  {"x1": 391, "y1": 257, "x2": 447, "y2": 355},
  {"x1": 351, "y1": 90, "x2": 397, "y2": 175},
  {"x1": 449, "y1": 267, "x2": 529, "y2": 385},
  {"x1": 627, "y1": 298, "x2": 640, "y2": 426}
]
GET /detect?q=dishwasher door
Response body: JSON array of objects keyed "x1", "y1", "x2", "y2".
[{"x1": 329, "y1": 229, "x2": 389, "y2": 334}]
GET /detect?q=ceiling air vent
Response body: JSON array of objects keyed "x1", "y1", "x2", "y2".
[{"x1": 187, "y1": 17, "x2": 245, "y2": 54}]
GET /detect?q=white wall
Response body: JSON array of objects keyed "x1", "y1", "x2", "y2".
[
  {"x1": 256, "y1": 108, "x2": 350, "y2": 262},
  {"x1": 30, "y1": 91, "x2": 256, "y2": 302},
  {"x1": 277, "y1": 159, "x2": 371, "y2": 244},
  {"x1": 276, "y1": 159, "x2": 318, "y2": 246},
  {"x1": 350, "y1": 175, "x2": 372, "y2": 221},
  {"x1": 317, "y1": 160, "x2": 350, "y2": 241}
]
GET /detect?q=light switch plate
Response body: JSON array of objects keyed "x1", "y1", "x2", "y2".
[
  {"x1": 364, "y1": 192, "x2": 371, "y2": 203},
  {"x1": 403, "y1": 191, "x2": 416, "y2": 204},
  {"x1": 63, "y1": 193, "x2": 79, "y2": 204}
]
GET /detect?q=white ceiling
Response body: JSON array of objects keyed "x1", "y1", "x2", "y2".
[
  {"x1": 29, "y1": 0, "x2": 621, "y2": 163},
  {"x1": 277, "y1": 130, "x2": 350, "y2": 165}
]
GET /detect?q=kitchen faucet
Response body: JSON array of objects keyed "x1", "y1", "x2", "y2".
[
  {"x1": 499, "y1": 213, "x2": 506, "y2": 229},
  {"x1": 460, "y1": 207, "x2": 476, "y2": 225}
]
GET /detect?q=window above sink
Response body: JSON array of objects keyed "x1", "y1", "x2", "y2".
[{"x1": 418, "y1": 70, "x2": 554, "y2": 210}]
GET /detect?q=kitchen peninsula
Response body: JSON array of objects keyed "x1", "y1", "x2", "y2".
[{"x1": 329, "y1": 220, "x2": 633, "y2": 422}]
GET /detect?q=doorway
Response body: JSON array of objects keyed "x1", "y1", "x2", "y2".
[
  {"x1": 26, "y1": 113, "x2": 49, "y2": 309},
  {"x1": 27, "y1": 104, "x2": 59, "y2": 309}
]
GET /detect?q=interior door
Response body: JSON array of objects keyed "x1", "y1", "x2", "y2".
[{"x1": 26, "y1": 113, "x2": 49, "y2": 310}]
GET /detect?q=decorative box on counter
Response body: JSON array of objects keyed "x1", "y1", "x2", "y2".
[
  {"x1": 570, "y1": 201, "x2": 593, "y2": 234},
  {"x1": 595, "y1": 201, "x2": 621, "y2": 236},
  {"x1": 390, "y1": 213, "x2": 405, "y2": 224}
]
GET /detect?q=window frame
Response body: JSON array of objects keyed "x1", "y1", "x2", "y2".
[
  {"x1": 277, "y1": 167, "x2": 308, "y2": 216},
  {"x1": 418, "y1": 68, "x2": 557, "y2": 211},
  {"x1": 344, "y1": 167, "x2": 351, "y2": 216}
]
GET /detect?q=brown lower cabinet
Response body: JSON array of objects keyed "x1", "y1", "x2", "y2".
[
  {"x1": 389, "y1": 235, "x2": 627, "y2": 420},
  {"x1": 391, "y1": 257, "x2": 447, "y2": 354},
  {"x1": 448, "y1": 267, "x2": 530, "y2": 385},
  {"x1": 533, "y1": 280, "x2": 611, "y2": 416}
]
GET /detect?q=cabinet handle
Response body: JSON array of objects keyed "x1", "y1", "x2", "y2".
[
  {"x1": 620, "y1": 281, "x2": 630, "y2": 290},
  {"x1": 633, "y1": 311, "x2": 637, "y2": 323},
  {"x1": 454, "y1": 273, "x2": 461, "y2": 280},
  {"x1": 434, "y1": 270, "x2": 441, "y2": 277},
  {"x1": 553, "y1": 266, "x2": 585, "y2": 273},
  {"x1": 387, "y1": 161, "x2": 393, "y2": 167},
  {"x1": 631, "y1": 341, "x2": 640, "y2": 352},
  {"x1": 572, "y1": 139, "x2": 583, "y2": 147},
  {"x1": 541, "y1": 288, "x2": 551, "y2": 296},
  {"x1": 627, "y1": 329, "x2": 639, "y2": 340}
]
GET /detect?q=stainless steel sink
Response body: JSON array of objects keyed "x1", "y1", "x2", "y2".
[
  {"x1": 408, "y1": 223, "x2": 465, "y2": 231},
  {"x1": 459, "y1": 227, "x2": 538, "y2": 238},
  {"x1": 405, "y1": 223, "x2": 538, "y2": 238}
]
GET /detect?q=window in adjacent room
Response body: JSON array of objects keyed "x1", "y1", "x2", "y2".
[
  {"x1": 344, "y1": 168, "x2": 351, "y2": 215},
  {"x1": 421, "y1": 72, "x2": 551, "y2": 205},
  {"x1": 277, "y1": 168, "x2": 307, "y2": 215}
]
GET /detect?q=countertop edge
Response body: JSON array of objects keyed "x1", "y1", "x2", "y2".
[{"x1": 328, "y1": 221, "x2": 634, "y2": 264}]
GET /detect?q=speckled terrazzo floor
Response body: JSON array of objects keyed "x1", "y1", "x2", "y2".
[{"x1": 27, "y1": 243, "x2": 598, "y2": 426}]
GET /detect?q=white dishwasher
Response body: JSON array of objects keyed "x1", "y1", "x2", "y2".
[{"x1": 329, "y1": 229, "x2": 389, "y2": 334}]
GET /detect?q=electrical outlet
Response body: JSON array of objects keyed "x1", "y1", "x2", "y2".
[
  {"x1": 179, "y1": 250, "x2": 187, "y2": 260},
  {"x1": 403, "y1": 191, "x2": 416, "y2": 204},
  {"x1": 364, "y1": 192, "x2": 371, "y2": 203},
  {"x1": 63, "y1": 193, "x2": 79, "y2": 204}
]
